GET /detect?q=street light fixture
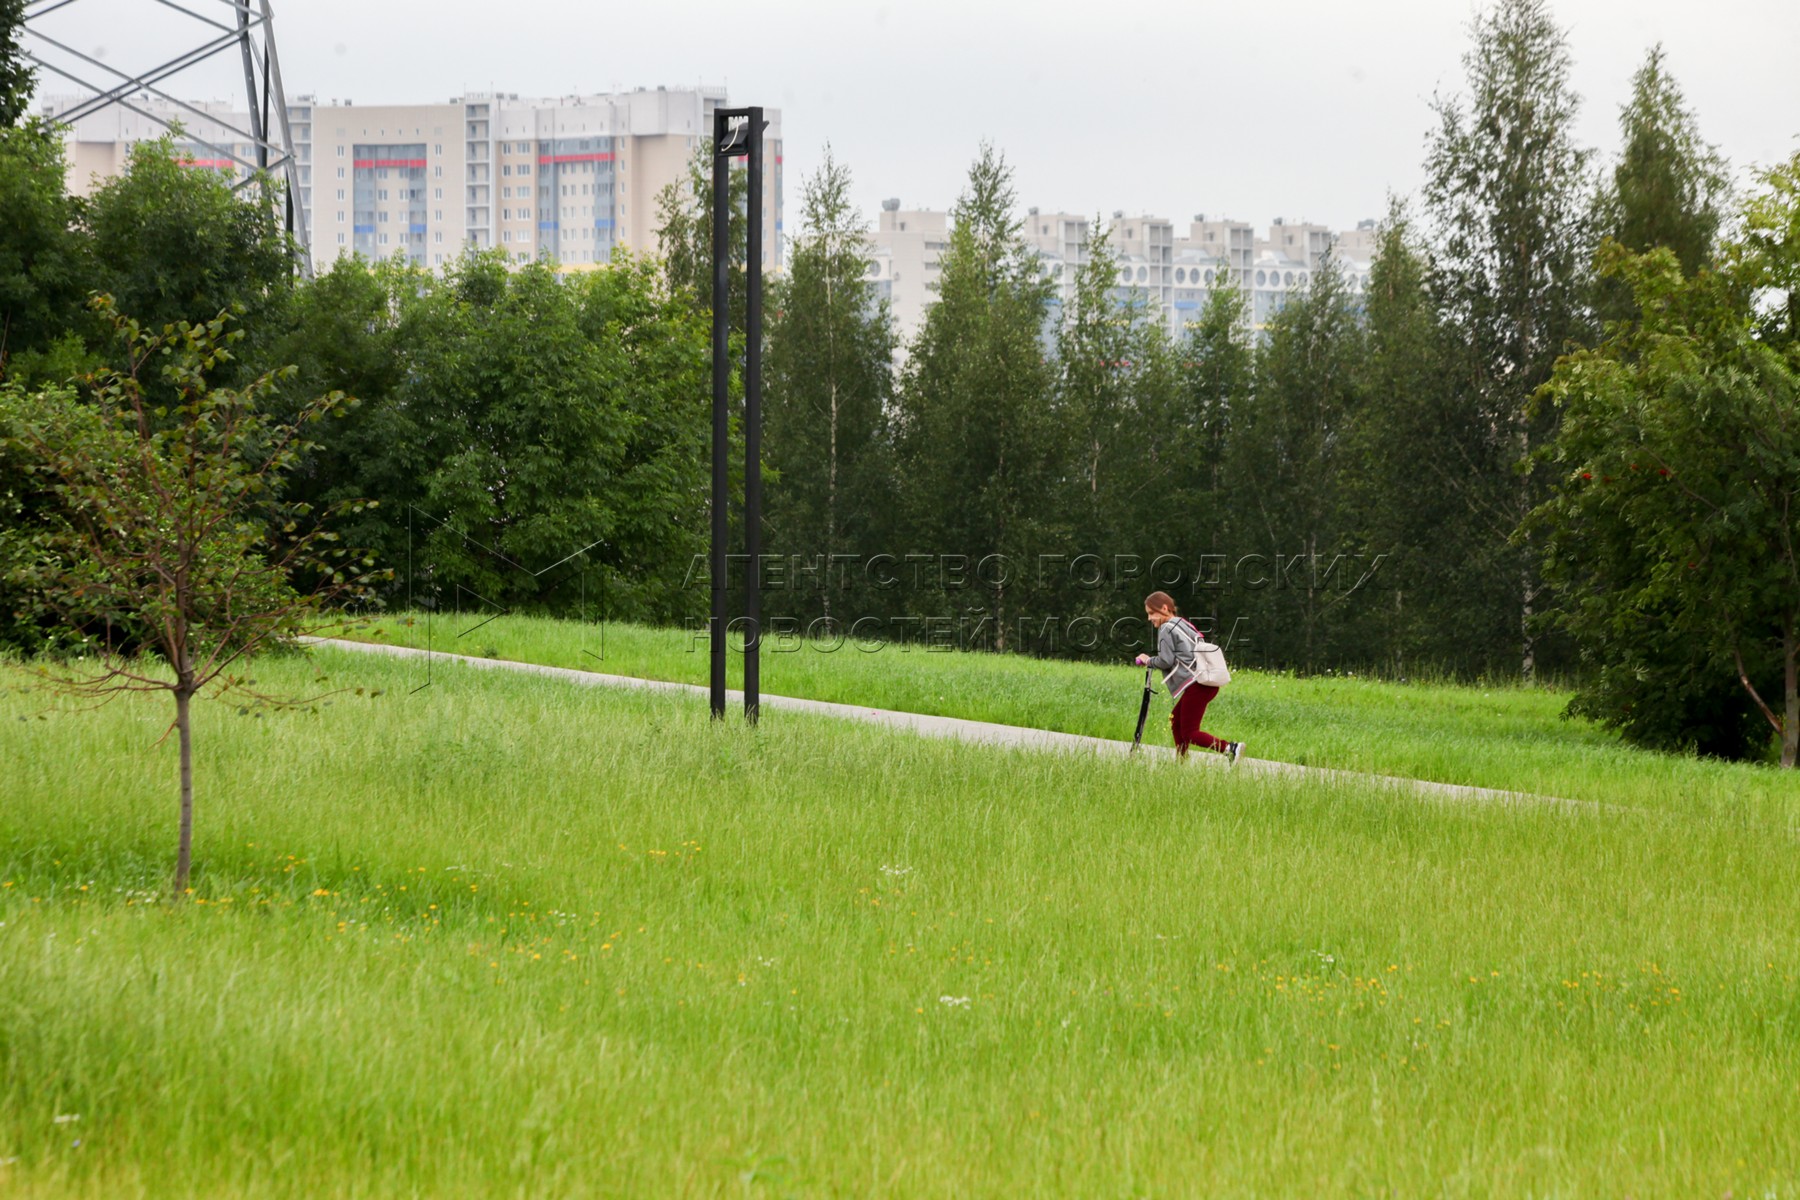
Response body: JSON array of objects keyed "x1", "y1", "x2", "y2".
[{"x1": 710, "y1": 106, "x2": 766, "y2": 723}]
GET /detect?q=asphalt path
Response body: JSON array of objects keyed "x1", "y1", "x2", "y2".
[{"x1": 307, "y1": 637, "x2": 1581, "y2": 811}]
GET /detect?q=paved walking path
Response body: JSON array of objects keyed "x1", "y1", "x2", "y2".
[{"x1": 307, "y1": 637, "x2": 1582, "y2": 811}]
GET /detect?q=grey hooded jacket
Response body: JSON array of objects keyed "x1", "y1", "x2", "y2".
[{"x1": 1147, "y1": 616, "x2": 1208, "y2": 700}]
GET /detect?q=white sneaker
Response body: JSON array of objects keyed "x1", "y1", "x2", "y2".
[{"x1": 1225, "y1": 741, "x2": 1245, "y2": 764}]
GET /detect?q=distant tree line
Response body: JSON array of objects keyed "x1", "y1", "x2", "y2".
[{"x1": 2, "y1": 0, "x2": 1795, "y2": 764}]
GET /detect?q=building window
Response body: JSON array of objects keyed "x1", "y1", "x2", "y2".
[
  {"x1": 378, "y1": 212, "x2": 388, "y2": 223},
  {"x1": 1284, "y1": 271, "x2": 1295, "y2": 287},
  {"x1": 502, "y1": 230, "x2": 512, "y2": 243},
  {"x1": 377, "y1": 189, "x2": 388, "y2": 201},
  {"x1": 434, "y1": 166, "x2": 442, "y2": 178},
  {"x1": 336, "y1": 166, "x2": 345, "y2": 179},
  {"x1": 434, "y1": 188, "x2": 442, "y2": 199},
  {"x1": 1256, "y1": 270, "x2": 1267, "y2": 286},
  {"x1": 502, "y1": 165, "x2": 512, "y2": 177},
  {"x1": 337, "y1": 210, "x2": 345, "y2": 222},
  {"x1": 336, "y1": 145, "x2": 345, "y2": 157},
  {"x1": 336, "y1": 232, "x2": 346, "y2": 244},
  {"x1": 378, "y1": 232, "x2": 389, "y2": 245}
]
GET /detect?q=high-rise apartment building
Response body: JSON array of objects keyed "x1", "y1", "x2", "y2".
[
  {"x1": 867, "y1": 201, "x2": 949, "y2": 344},
  {"x1": 868, "y1": 204, "x2": 1378, "y2": 342},
  {"x1": 1018, "y1": 209, "x2": 1091, "y2": 324},
  {"x1": 47, "y1": 86, "x2": 782, "y2": 273},
  {"x1": 870, "y1": 204, "x2": 1095, "y2": 347},
  {"x1": 1108, "y1": 213, "x2": 1176, "y2": 319}
]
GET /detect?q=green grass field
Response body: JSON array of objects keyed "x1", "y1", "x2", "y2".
[
  {"x1": 335, "y1": 611, "x2": 1794, "y2": 822},
  {"x1": 4, "y1": 640, "x2": 1798, "y2": 1197}
]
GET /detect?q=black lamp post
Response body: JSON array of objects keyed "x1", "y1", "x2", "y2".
[{"x1": 710, "y1": 106, "x2": 765, "y2": 723}]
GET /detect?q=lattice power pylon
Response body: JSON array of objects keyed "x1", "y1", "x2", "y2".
[{"x1": 23, "y1": 0, "x2": 312, "y2": 275}]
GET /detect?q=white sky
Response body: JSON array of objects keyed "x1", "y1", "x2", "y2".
[{"x1": 34, "y1": 0, "x2": 1800, "y2": 233}]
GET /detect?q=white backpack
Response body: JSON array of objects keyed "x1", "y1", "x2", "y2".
[{"x1": 1178, "y1": 617, "x2": 1232, "y2": 687}]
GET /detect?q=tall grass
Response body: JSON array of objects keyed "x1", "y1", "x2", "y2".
[
  {"x1": 3, "y1": 646, "x2": 1797, "y2": 1197},
  {"x1": 336, "y1": 612, "x2": 1797, "y2": 822}
]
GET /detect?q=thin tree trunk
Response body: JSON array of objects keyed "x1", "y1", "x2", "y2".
[
  {"x1": 1394, "y1": 589, "x2": 1405, "y2": 678},
  {"x1": 995, "y1": 440, "x2": 1007, "y2": 653},
  {"x1": 825, "y1": 377, "x2": 838, "y2": 626},
  {"x1": 1305, "y1": 531, "x2": 1317, "y2": 674},
  {"x1": 1209, "y1": 419, "x2": 1223, "y2": 633},
  {"x1": 1784, "y1": 620, "x2": 1798, "y2": 769},
  {"x1": 1521, "y1": 560, "x2": 1536, "y2": 681},
  {"x1": 825, "y1": 249, "x2": 839, "y2": 626},
  {"x1": 995, "y1": 575, "x2": 1007, "y2": 654},
  {"x1": 1519, "y1": 426, "x2": 1536, "y2": 682},
  {"x1": 1732, "y1": 636, "x2": 1789, "y2": 766},
  {"x1": 173, "y1": 685, "x2": 195, "y2": 896}
]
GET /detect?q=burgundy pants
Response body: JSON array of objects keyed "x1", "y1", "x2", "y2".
[{"x1": 1171, "y1": 683, "x2": 1227, "y2": 756}]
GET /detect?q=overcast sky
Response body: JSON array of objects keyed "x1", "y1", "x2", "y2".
[{"x1": 37, "y1": 0, "x2": 1800, "y2": 233}]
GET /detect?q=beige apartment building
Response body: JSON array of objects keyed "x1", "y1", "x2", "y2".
[
  {"x1": 866, "y1": 200, "x2": 949, "y2": 344},
  {"x1": 47, "y1": 85, "x2": 782, "y2": 273},
  {"x1": 869, "y1": 204, "x2": 1093, "y2": 346}
]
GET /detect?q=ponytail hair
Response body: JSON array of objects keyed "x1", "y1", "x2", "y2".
[{"x1": 1144, "y1": 590, "x2": 1178, "y2": 614}]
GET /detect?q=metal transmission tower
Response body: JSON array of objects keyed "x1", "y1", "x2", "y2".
[{"x1": 22, "y1": 0, "x2": 312, "y2": 276}]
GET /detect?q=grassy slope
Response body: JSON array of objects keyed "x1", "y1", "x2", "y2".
[
  {"x1": 2, "y1": 645, "x2": 1797, "y2": 1198},
  {"x1": 335, "y1": 612, "x2": 1795, "y2": 821}
]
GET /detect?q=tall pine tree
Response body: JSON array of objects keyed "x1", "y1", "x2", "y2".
[
  {"x1": 892, "y1": 145, "x2": 1057, "y2": 650},
  {"x1": 1176, "y1": 276, "x2": 1252, "y2": 637},
  {"x1": 1225, "y1": 255, "x2": 1365, "y2": 671},
  {"x1": 1603, "y1": 46, "x2": 1726, "y2": 274},
  {"x1": 1537, "y1": 46, "x2": 1742, "y2": 746},
  {"x1": 1423, "y1": 0, "x2": 1595, "y2": 678},
  {"x1": 763, "y1": 149, "x2": 895, "y2": 625},
  {"x1": 1343, "y1": 206, "x2": 1473, "y2": 675}
]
